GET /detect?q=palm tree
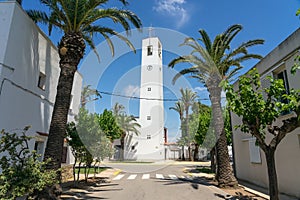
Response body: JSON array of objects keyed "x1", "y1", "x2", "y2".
[
  {"x1": 116, "y1": 113, "x2": 140, "y2": 160},
  {"x1": 81, "y1": 85, "x2": 101, "y2": 108},
  {"x1": 27, "y1": 0, "x2": 142, "y2": 178},
  {"x1": 169, "y1": 101, "x2": 185, "y2": 160},
  {"x1": 113, "y1": 102, "x2": 125, "y2": 116},
  {"x1": 180, "y1": 88, "x2": 197, "y2": 161},
  {"x1": 169, "y1": 24, "x2": 264, "y2": 187}
]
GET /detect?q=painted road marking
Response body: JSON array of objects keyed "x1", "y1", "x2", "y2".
[
  {"x1": 142, "y1": 174, "x2": 150, "y2": 179},
  {"x1": 169, "y1": 175, "x2": 177, "y2": 180},
  {"x1": 113, "y1": 174, "x2": 125, "y2": 181},
  {"x1": 127, "y1": 174, "x2": 137, "y2": 180},
  {"x1": 156, "y1": 174, "x2": 164, "y2": 179}
]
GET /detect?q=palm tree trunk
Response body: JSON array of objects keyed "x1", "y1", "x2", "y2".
[
  {"x1": 210, "y1": 147, "x2": 216, "y2": 173},
  {"x1": 208, "y1": 80, "x2": 237, "y2": 187},
  {"x1": 43, "y1": 32, "x2": 85, "y2": 181},
  {"x1": 185, "y1": 107, "x2": 192, "y2": 161},
  {"x1": 120, "y1": 133, "x2": 126, "y2": 161},
  {"x1": 181, "y1": 145, "x2": 185, "y2": 160},
  {"x1": 193, "y1": 143, "x2": 199, "y2": 161},
  {"x1": 44, "y1": 63, "x2": 76, "y2": 179},
  {"x1": 265, "y1": 148, "x2": 279, "y2": 200}
]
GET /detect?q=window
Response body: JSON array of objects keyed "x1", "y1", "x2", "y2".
[
  {"x1": 37, "y1": 72, "x2": 46, "y2": 90},
  {"x1": 273, "y1": 67, "x2": 290, "y2": 114},
  {"x1": 249, "y1": 138, "x2": 261, "y2": 164},
  {"x1": 147, "y1": 45, "x2": 153, "y2": 56},
  {"x1": 147, "y1": 116, "x2": 151, "y2": 120},
  {"x1": 273, "y1": 69, "x2": 290, "y2": 94},
  {"x1": 131, "y1": 146, "x2": 135, "y2": 150},
  {"x1": 69, "y1": 94, "x2": 74, "y2": 112},
  {"x1": 34, "y1": 141, "x2": 44, "y2": 162},
  {"x1": 158, "y1": 42, "x2": 162, "y2": 58},
  {"x1": 148, "y1": 87, "x2": 151, "y2": 91},
  {"x1": 147, "y1": 135, "x2": 151, "y2": 139}
]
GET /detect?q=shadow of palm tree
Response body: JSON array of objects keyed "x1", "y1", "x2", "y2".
[{"x1": 214, "y1": 192, "x2": 260, "y2": 200}]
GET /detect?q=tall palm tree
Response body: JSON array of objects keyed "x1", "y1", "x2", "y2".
[
  {"x1": 27, "y1": 0, "x2": 142, "y2": 177},
  {"x1": 169, "y1": 24, "x2": 264, "y2": 187},
  {"x1": 116, "y1": 113, "x2": 140, "y2": 160},
  {"x1": 81, "y1": 85, "x2": 101, "y2": 108},
  {"x1": 112, "y1": 102, "x2": 125, "y2": 116},
  {"x1": 169, "y1": 101, "x2": 185, "y2": 160},
  {"x1": 180, "y1": 88, "x2": 197, "y2": 161}
]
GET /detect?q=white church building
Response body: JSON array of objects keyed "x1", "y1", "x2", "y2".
[{"x1": 122, "y1": 36, "x2": 165, "y2": 161}]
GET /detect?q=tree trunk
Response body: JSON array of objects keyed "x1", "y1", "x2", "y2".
[
  {"x1": 208, "y1": 80, "x2": 237, "y2": 187},
  {"x1": 120, "y1": 133, "x2": 126, "y2": 161},
  {"x1": 210, "y1": 147, "x2": 216, "y2": 173},
  {"x1": 43, "y1": 32, "x2": 85, "y2": 181},
  {"x1": 185, "y1": 107, "x2": 190, "y2": 161},
  {"x1": 73, "y1": 156, "x2": 77, "y2": 186},
  {"x1": 44, "y1": 64, "x2": 76, "y2": 179},
  {"x1": 181, "y1": 145, "x2": 185, "y2": 161},
  {"x1": 188, "y1": 145, "x2": 193, "y2": 161},
  {"x1": 193, "y1": 143, "x2": 199, "y2": 161},
  {"x1": 265, "y1": 148, "x2": 279, "y2": 200}
]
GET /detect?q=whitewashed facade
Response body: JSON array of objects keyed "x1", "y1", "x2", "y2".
[
  {"x1": 231, "y1": 28, "x2": 300, "y2": 198},
  {"x1": 123, "y1": 37, "x2": 165, "y2": 160},
  {"x1": 0, "y1": 1, "x2": 82, "y2": 164}
]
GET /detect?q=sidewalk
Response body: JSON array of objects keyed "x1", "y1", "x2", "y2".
[
  {"x1": 184, "y1": 166, "x2": 299, "y2": 200},
  {"x1": 238, "y1": 180, "x2": 299, "y2": 200},
  {"x1": 60, "y1": 168, "x2": 122, "y2": 199}
]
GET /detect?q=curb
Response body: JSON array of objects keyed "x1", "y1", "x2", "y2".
[
  {"x1": 112, "y1": 169, "x2": 122, "y2": 176},
  {"x1": 239, "y1": 184, "x2": 269, "y2": 200}
]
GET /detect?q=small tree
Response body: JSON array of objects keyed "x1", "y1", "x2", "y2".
[
  {"x1": 66, "y1": 122, "x2": 91, "y2": 184},
  {"x1": 99, "y1": 109, "x2": 122, "y2": 143},
  {"x1": 67, "y1": 108, "x2": 113, "y2": 183},
  {"x1": 225, "y1": 68, "x2": 300, "y2": 200},
  {"x1": 0, "y1": 127, "x2": 57, "y2": 199}
]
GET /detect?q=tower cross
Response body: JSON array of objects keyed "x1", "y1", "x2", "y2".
[{"x1": 148, "y1": 26, "x2": 154, "y2": 38}]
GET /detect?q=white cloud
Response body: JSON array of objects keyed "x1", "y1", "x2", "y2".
[
  {"x1": 153, "y1": 0, "x2": 190, "y2": 28},
  {"x1": 194, "y1": 86, "x2": 207, "y2": 92},
  {"x1": 124, "y1": 85, "x2": 140, "y2": 97}
]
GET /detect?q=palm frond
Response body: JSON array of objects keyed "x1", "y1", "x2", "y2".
[
  {"x1": 26, "y1": 10, "x2": 49, "y2": 24},
  {"x1": 172, "y1": 68, "x2": 198, "y2": 85},
  {"x1": 198, "y1": 29, "x2": 212, "y2": 54},
  {"x1": 82, "y1": 33, "x2": 101, "y2": 61}
]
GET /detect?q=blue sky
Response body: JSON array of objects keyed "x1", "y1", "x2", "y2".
[{"x1": 23, "y1": 0, "x2": 300, "y2": 141}]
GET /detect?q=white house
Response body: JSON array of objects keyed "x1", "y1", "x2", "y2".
[
  {"x1": 0, "y1": 1, "x2": 82, "y2": 164},
  {"x1": 231, "y1": 28, "x2": 300, "y2": 198}
]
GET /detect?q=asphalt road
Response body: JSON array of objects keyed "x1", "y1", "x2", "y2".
[{"x1": 86, "y1": 162, "x2": 230, "y2": 200}]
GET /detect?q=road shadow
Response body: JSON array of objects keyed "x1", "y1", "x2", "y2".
[
  {"x1": 61, "y1": 177, "x2": 121, "y2": 200},
  {"x1": 214, "y1": 192, "x2": 261, "y2": 200},
  {"x1": 154, "y1": 175, "x2": 211, "y2": 190}
]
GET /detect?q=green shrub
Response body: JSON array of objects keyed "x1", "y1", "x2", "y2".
[{"x1": 0, "y1": 126, "x2": 57, "y2": 200}]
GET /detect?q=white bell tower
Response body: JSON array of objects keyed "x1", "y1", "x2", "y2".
[{"x1": 127, "y1": 34, "x2": 165, "y2": 160}]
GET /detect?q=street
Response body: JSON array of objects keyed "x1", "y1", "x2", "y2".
[{"x1": 82, "y1": 162, "x2": 230, "y2": 200}]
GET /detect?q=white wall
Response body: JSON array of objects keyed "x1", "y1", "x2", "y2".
[
  {"x1": 125, "y1": 37, "x2": 165, "y2": 160},
  {"x1": 0, "y1": 2, "x2": 82, "y2": 164},
  {"x1": 231, "y1": 28, "x2": 300, "y2": 198}
]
